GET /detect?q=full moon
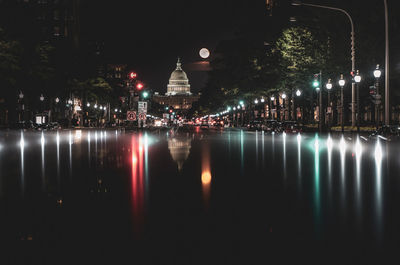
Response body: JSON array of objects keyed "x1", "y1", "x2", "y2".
[{"x1": 199, "y1": 48, "x2": 210, "y2": 59}]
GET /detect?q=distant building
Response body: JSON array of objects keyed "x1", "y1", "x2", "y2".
[
  {"x1": 1, "y1": 0, "x2": 81, "y2": 47},
  {"x1": 153, "y1": 58, "x2": 199, "y2": 111}
]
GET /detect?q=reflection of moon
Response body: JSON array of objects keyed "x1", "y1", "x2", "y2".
[{"x1": 199, "y1": 48, "x2": 210, "y2": 59}]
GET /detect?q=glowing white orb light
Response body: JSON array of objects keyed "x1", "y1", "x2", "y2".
[{"x1": 199, "y1": 48, "x2": 210, "y2": 59}]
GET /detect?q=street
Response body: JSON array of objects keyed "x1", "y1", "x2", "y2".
[{"x1": 0, "y1": 128, "x2": 398, "y2": 264}]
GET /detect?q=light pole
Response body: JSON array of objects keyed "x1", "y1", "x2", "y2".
[
  {"x1": 295, "y1": 89, "x2": 302, "y2": 121},
  {"x1": 326, "y1": 79, "x2": 333, "y2": 130},
  {"x1": 354, "y1": 70, "x2": 362, "y2": 133},
  {"x1": 40, "y1": 94, "x2": 45, "y2": 124},
  {"x1": 282, "y1": 93, "x2": 287, "y2": 121},
  {"x1": 339, "y1": 74, "x2": 346, "y2": 132},
  {"x1": 292, "y1": 0, "x2": 356, "y2": 127},
  {"x1": 270, "y1": 96, "x2": 275, "y2": 120},
  {"x1": 313, "y1": 71, "x2": 323, "y2": 132},
  {"x1": 373, "y1": 65, "x2": 382, "y2": 128},
  {"x1": 384, "y1": 0, "x2": 389, "y2": 125},
  {"x1": 18, "y1": 91, "x2": 24, "y2": 122}
]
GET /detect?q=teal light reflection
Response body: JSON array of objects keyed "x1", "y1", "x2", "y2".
[
  {"x1": 313, "y1": 134, "x2": 321, "y2": 232},
  {"x1": 297, "y1": 133, "x2": 302, "y2": 195}
]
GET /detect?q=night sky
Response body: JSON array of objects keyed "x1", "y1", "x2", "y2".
[{"x1": 81, "y1": 0, "x2": 268, "y2": 93}]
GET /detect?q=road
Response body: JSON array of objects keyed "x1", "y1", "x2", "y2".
[{"x1": 0, "y1": 128, "x2": 397, "y2": 264}]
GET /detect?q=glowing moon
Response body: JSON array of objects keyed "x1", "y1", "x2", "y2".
[{"x1": 199, "y1": 48, "x2": 210, "y2": 59}]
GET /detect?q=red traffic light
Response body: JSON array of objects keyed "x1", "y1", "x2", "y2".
[
  {"x1": 129, "y1": 72, "x2": 137, "y2": 79},
  {"x1": 169, "y1": 109, "x2": 172, "y2": 113},
  {"x1": 136, "y1": 83, "x2": 144, "y2": 90}
]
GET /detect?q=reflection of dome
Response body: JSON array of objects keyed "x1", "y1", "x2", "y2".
[
  {"x1": 168, "y1": 137, "x2": 192, "y2": 171},
  {"x1": 166, "y1": 58, "x2": 191, "y2": 96}
]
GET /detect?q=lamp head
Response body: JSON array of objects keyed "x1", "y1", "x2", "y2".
[{"x1": 374, "y1": 64, "x2": 381, "y2": 78}]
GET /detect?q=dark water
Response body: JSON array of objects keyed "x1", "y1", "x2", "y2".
[{"x1": 0, "y1": 129, "x2": 399, "y2": 264}]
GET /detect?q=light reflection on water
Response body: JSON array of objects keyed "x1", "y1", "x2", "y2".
[{"x1": 0, "y1": 129, "x2": 396, "y2": 260}]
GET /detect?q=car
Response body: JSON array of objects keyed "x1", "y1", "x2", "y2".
[
  {"x1": 246, "y1": 120, "x2": 263, "y2": 131},
  {"x1": 282, "y1": 121, "x2": 303, "y2": 133},
  {"x1": 369, "y1": 125, "x2": 400, "y2": 141},
  {"x1": 200, "y1": 120, "x2": 209, "y2": 129},
  {"x1": 11, "y1": 120, "x2": 37, "y2": 130},
  {"x1": 263, "y1": 120, "x2": 279, "y2": 133}
]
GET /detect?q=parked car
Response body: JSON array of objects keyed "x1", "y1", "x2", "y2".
[
  {"x1": 264, "y1": 120, "x2": 279, "y2": 133},
  {"x1": 246, "y1": 120, "x2": 263, "y2": 131},
  {"x1": 282, "y1": 121, "x2": 303, "y2": 133},
  {"x1": 11, "y1": 120, "x2": 37, "y2": 130},
  {"x1": 369, "y1": 125, "x2": 400, "y2": 141}
]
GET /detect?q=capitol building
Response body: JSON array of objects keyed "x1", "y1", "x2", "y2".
[{"x1": 153, "y1": 58, "x2": 199, "y2": 111}]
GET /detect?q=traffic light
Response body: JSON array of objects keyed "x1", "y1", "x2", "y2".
[
  {"x1": 312, "y1": 74, "x2": 320, "y2": 88},
  {"x1": 129, "y1": 72, "x2": 137, "y2": 79},
  {"x1": 136, "y1": 83, "x2": 144, "y2": 90},
  {"x1": 142, "y1": 91, "x2": 149, "y2": 99},
  {"x1": 169, "y1": 109, "x2": 173, "y2": 113}
]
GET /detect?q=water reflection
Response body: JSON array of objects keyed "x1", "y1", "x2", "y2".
[
  {"x1": 131, "y1": 135, "x2": 145, "y2": 235},
  {"x1": 297, "y1": 133, "x2": 302, "y2": 195},
  {"x1": 327, "y1": 135, "x2": 333, "y2": 203},
  {"x1": 355, "y1": 137, "x2": 363, "y2": 225},
  {"x1": 56, "y1": 131, "x2": 60, "y2": 190},
  {"x1": 313, "y1": 134, "x2": 321, "y2": 233},
  {"x1": 374, "y1": 139, "x2": 383, "y2": 241},
  {"x1": 20, "y1": 131, "x2": 25, "y2": 195},
  {"x1": 340, "y1": 136, "x2": 346, "y2": 214},
  {"x1": 168, "y1": 136, "x2": 192, "y2": 171},
  {"x1": 201, "y1": 143, "x2": 211, "y2": 209},
  {"x1": 41, "y1": 131, "x2": 45, "y2": 191}
]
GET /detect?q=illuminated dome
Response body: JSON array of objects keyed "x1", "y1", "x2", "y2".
[{"x1": 166, "y1": 58, "x2": 191, "y2": 96}]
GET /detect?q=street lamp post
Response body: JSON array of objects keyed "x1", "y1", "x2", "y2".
[
  {"x1": 373, "y1": 65, "x2": 382, "y2": 128},
  {"x1": 282, "y1": 93, "x2": 287, "y2": 121},
  {"x1": 339, "y1": 74, "x2": 346, "y2": 132},
  {"x1": 384, "y1": 0, "x2": 389, "y2": 125},
  {"x1": 292, "y1": 0, "x2": 356, "y2": 127},
  {"x1": 295, "y1": 89, "x2": 302, "y2": 121},
  {"x1": 270, "y1": 96, "x2": 275, "y2": 120},
  {"x1": 354, "y1": 70, "x2": 362, "y2": 133},
  {"x1": 18, "y1": 91, "x2": 24, "y2": 122},
  {"x1": 326, "y1": 79, "x2": 333, "y2": 130}
]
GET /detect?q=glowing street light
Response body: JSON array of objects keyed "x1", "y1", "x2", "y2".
[
  {"x1": 94, "y1": 104, "x2": 98, "y2": 109},
  {"x1": 296, "y1": 89, "x2": 301, "y2": 97},
  {"x1": 86, "y1": 102, "x2": 90, "y2": 107},
  {"x1": 282, "y1": 93, "x2": 287, "y2": 99},
  {"x1": 374, "y1": 64, "x2": 382, "y2": 78},
  {"x1": 55, "y1": 97, "x2": 60, "y2": 103},
  {"x1": 40, "y1": 94, "x2": 45, "y2": 101},
  {"x1": 260, "y1": 98, "x2": 265, "y2": 103},
  {"x1": 326, "y1": 79, "x2": 333, "y2": 90},
  {"x1": 354, "y1": 70, "x2": 361, "y2": 132},
  {"x1": 339, "y1": 74, "x2": 345, "y2": 132},
  {"x1": 254, "y1": 99, "x2": 259, "y2": 104}
]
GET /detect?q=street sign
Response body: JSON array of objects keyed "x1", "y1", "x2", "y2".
[
  {"x1": 138, "y1": 101, "x2": 147, "y2": 114},
  {"x1": 138, "y1": 113, "x2": 146, "y2": 120},
  {"x1": 127, "y1": 111, "x2": 137, "y2": 121}
]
